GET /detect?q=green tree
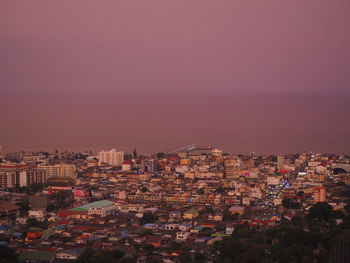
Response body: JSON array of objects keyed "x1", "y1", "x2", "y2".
[
  {"x1": 308, "y1": 202, "x2": 333, "y2": 221},
  {"x1": 114, "y1": 249, "x2": 124, "y2": 260},
  {"x1": 344, "y1": 201, "x2": 350, "y2": 213},
  {"x1": 216, "y1": 187, "x2": 225, "y2": 193},
  {"x1": 179, "y1": 252, "x2": 193, "y2": 263},
  {"x1": 194, "y1": 252, "x2": 207, "y2": 263},
  {"x1": 141, "y1": 212, "x2": 156, "y2": 224},
  {"x1": 143, "y1": 244, "x2": 155, "y2": 253},
  {"x1": 145, "y1": 257, "x2": 161, "y2": 263},
  {"x1": 235, "y1": 247, "x2": 267, "y2": 263},
  {"x1": 296, "y1": 191, "x2": 304, "y2": 197},
  {"x1": 76, "y1": 248, "x2": 125, "y2": 263},
  {"x1": 156, "y1": 152, "x2": 166, "y2": 159},
  {"x1": 197, "y1": 188, "x2": 205, "y2": 195},
  {"x1": 94, "y1": 250, "x2": 117, "y2": 263},
  {"x1": 215, "y1": 236, "x2": 245, "y2": 262},
  {"x1": 27, "y1": 218, "x2": 44, "y2": 228},
  {"x1": 119, "y1": 257, "x2": 137, "y2": 263},
  {"x1": 223, "y1": 210, "x2": 239, "y2": 221},
  {"x1": 282, "y1": 197, "x2": 300, "y2": 209},
  {"x1": 282, "y1": 197, "x2": 293, "y2": 209},
  {"x1": 140, "y1": 228, "x2": 153, "y2": 236},
  {"x1": 132, "y1": 149, "x2": 137, "y2": 159},
  {"x1": 141, "y1": 187, "x2": 149, "y2": 193},
  {"x1": 234, "y1": 222, "x2": 256, "y2": 238},
  {"x1": 15, "y1": 198, "x2": 30, "y2": 215},
  {"x1": 0, "y1": 245, "x2": 16, "y2": 263},
  {"x1": 76, "y1": 247, "x2": 94, "y2": 263}
]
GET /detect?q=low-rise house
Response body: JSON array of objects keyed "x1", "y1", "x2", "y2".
[
  {"x1": 0, "y1": 224, "x2": 11, "y2": 234},
  {"x1": 228, "y1": 206, "x2": 245, "y2": 215},
  {"x1": 88, "y1": 204, "x2": 116, "y2": 217},
  {"x1": 16, "y1": 217, "x2": 28, "y2": 224},
  {"x1": 146, "y1": 236, "x2": 161, "y2": 247},
  {"x1": 56, "y1": 249, "x2": 83, "y2": 260},
  {"x1": 178, "y1": 223, "x2": 191, "y2": 232},
  {"x1": 224, "y1": 226, "x2": 233, "y2": 236},
  {"x1": 176, "y1": 231, "x2": 190, "y2": 241},
  {"x1": 164, "y1": 223, "x2": 178, "y2": 231},
  {"x1": 208, "y1": 214, "x2": 223, "y2": 221},
  {"x1": 183, "y1": 208, "x2": 199, "y2": 219},
  {"x1": 190, "y1": 226, "x2": 203, "y2": 234},
  {"x1": 28, "y1": 209, "x2": 45, "y2": 221},
  {"x1": 169, "y1": 211, "x2": 181, "y2": 220},
  {"x1": 144, "y1": 223, "x2": 158, "y2": 230},
  {"x1": 0, "y1": 201, "x2": 20, "y2": 216},
  {"x1": 26, "y1": 227, "x2": 43, "y2": 241}
]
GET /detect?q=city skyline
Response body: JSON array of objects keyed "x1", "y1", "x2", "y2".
[{"x1": 1, "y1": 2, "x2": 350, "y2": 262}]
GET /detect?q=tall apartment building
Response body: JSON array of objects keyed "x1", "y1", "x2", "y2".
[
  {"x1": 26, "y1": 169, "x2": 48, "y2": 185},
  {"x1": 142, "y1": 159, "x2": 158, "y2": 173},
  {"x1": 59, "y1": 164, "x2": 76, "y2": 177},
  {"x1": 0, "y1": 165, "x2": 48, "y2": 188},
  {"x1": 212, "y1": 149, "x2": 223, "y2": 158},
  {"x1": 0, "y1": 170, "x2": 19, "y2": 188},
  {"x1": 38, "y1": 164, "x2": 76, "y2": 178},
  {"x1": 0, "y1": 145, "x2": 3, "y2": 159},
  {"x1": 38, "y1": 164, "x2": 60, "y2": 178},
  {"x1": 0, "y1": 164, "x2": 26, "y2": 188},
  {"x1": 225, "y1": 158, "x2": 242, "y2": 179},
  {"x1": 98, "y1": 149, "x2": 124, "y2": 166},
  {"x1": 277, "y1": 156, "x2": 285, "y2": 170},
  {"x1": 313, "y1": 186, "x2": 326, "y2": 203}
]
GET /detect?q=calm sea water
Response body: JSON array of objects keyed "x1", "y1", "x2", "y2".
[{"x1": 1, "y1": 92, "x2": 349, "y2": 155}]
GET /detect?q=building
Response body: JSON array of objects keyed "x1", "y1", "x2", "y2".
[
  {"x1": 98, "y1": 149, "x2": 124, "y2": 166},
  {"x1": 225, "y1": 159, "x2": 242, "y2": 179},
  {"x1": 183, "y1": 207, "x2": 199, "y2": 219},
  {"x1": 38, "y1": 164, "x2": 60, "y2": 178},
  {"x1": 0, "y1": 164, "x2": 46, "y2": 188},
  {"x1": 313, "y1": 186, "x2": 326, "y2": 203},
  {"x1": 142, "y1": 159, "x2": 158, "y2": 173},
  {"x1": 0, "y1": 170, "x2": 19, "y2": 188},
  {"x1": 0, "y1": 201, "x2": 20, "y2": 216},
  {"x1": 28, "y1": 209, "x2": 45, "y2": 221},
  {"x1": 38, "y1": 164, "x2": 76, "y2": 178},
  {"x1": 176, "y1": 231, "x2": 190, "y2": 240},
  {"x1": 56, "y1": 250, "x2": 83, "y2": 260},
  {"x1": 277, "y1": 156, "x2": 285, "y2": 170},
  {"x1": 25, "y1": 169, "x2": 48, "y2": 186},
  {"x1": 0, "y1": 145, "x2": 3, "y2": 159},
  {"x1": 267, "y1": 175, "x2": 281, "y2": 186},
  {"x1": 88, "y1": 202, "x2": 116, "y2": 217},
  {"x1": 59, "y1": 200, "x2": 115, "y2": 219},
  {"x1": 212, "y1": 149, "x2": 223, "y2": 157},
  {"x1": 59, "y1": 164, "x2": 76, "y2": 177}
]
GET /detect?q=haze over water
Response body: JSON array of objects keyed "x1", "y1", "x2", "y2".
[
  {"x1": 1, "y1": 91, "x2": 349, "y2": 155},
  {"x1": 1, "y1": 1, "x2": 350, "y2": 155}
]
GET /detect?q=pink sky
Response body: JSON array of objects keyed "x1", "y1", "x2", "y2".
[{"x1": 1, "y1": 1, "x2": 350, "y2": 154}]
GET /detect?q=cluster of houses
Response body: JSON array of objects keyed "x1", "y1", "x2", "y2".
[{"x1": 0, "y1": 149, "x2": 349, "y2": 262}]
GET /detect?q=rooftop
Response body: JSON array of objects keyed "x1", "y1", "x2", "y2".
[{"x1": 70, "y1": 200, "x2": 114, "y2": 211}]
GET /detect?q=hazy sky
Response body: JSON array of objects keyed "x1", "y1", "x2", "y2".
[{"x1": 1, "y1": 1, "x2": 350, "y2": 154}]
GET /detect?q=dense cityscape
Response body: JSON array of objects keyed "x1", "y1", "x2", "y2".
[
  {"x1": 2, "y1": 0, "x2": 350, "y2": 262},
  {"x1": 0, "y1": 145, "x2": 349, "y2": 263}
]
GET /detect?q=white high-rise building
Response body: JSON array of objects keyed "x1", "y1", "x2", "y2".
[
  {"x1": 277, "y1": 156, "x2": 285, "y2": 170},
  {"x1": 38, "y1": 164, "x2": 76, "y2": 177},
  {"x1": 98, "y1": 149, "x2": 124, "y2": 166},
  {"x1": 38, "y1": 164, "x2": 60, "y2": 178}
]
